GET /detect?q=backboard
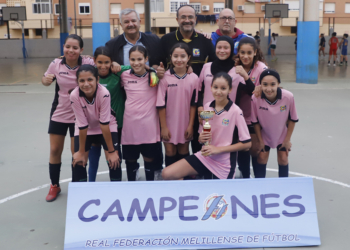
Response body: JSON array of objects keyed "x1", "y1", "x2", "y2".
[
  {"x1": 2, "y1": 7, "x2": 27, "y2": 21},
  {"x1": 265, "y1": 4, "x2": 288, "y2": 18}
]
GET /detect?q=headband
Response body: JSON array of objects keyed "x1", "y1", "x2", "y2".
[{"x1": 259, "y1": 69, "x2": 281, "y2": 84}]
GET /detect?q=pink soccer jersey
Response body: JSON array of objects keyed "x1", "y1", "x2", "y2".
[
  {"x1": 44, "y1": 56, "x2": 95, "y2": 123},
  {"x1": 198, "y1": 63, "x2": 245, "y2": 106},
  {"x1": 195, "y1": 100, "x2": 251, "y2": 179},
  {"x1": 120, "y1": 69, "x2": 160, "y2": 145},
  {"x1": 156, "y1": 69, "x2": 198, "y2": 144},
  {"x1": 251, "y1": 88, "x2": 299, "y2": 148},
  {"x1": 239, "y1": 61, "x2": 268, "y2": 125},
  {"x1": 70, "y1": 84, "x2": 118, "y2": 136}
]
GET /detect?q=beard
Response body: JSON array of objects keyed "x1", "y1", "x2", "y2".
[{"x1": 180, "y1": 22, "x2": 194, "y2": 33}]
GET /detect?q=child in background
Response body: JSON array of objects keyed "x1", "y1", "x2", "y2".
[
  {"x1": 120, "y1": 45, "x2": 163, "y2": 181},
  {"x1": 70, "y1": 65, "x2": 121, "y2": 182},
  {"x1": 162, "y1": 72, "x2": 251, "y2": 180},
  {"x1": 328, "y1": 32, "x2": 339, "y2": 66},
  {"x1": 251, "y1": 69, "x2": 298, "y2": 178},
  {"x1": 87, "y1": 46, "x2": 130, "y2": 182},
  {"x1": 157, "y1": 43, "x2": 198, "y2": 167},
  {"x1": 339, "y1": 34, "x2": 348, "y2": 66}
]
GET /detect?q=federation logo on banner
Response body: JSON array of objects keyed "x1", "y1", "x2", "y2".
[{"x1": 202, "y1": 194, "x2": 229, "y2": 220}]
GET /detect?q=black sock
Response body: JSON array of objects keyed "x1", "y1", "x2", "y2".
[
  {"x1": 334, "y1": 61, "x2": 335, "y2": 64},
  {"x1": 49, "y1": 163, "x2": 61, "y2": 187},
  {"x1": 73, "y1": 164, "x2": 87, "y2": 182},
  {"x1": 253, "y1": 162, "x2": 266, "y2": 178},
  {"x1": 108, "y1": 163, "x2": 122, "y2": 181},
  {"x1": 144, "y1": 161, "x2": 155, "y2": 181},
  {"x1": 328, "y1": 61, "x2": 330, "y2": 63},
  {"x1": 252, "y1": 156, "x2": 258, "y2": 170},
  {"x1": 126, "y1": 161, "x2": 139, "y2": 181},
  {"x1": 165, "y1": 155, "x2": 177, "y2": 167},
  {"x1": 237, "y1": 151, "x2": 251, "y2": 178},
  {"x1": 278, "y1": 164, "x2": 289, "y2": 177},
  {"x1": 177, "y1": 153, "x2": 189, "y2": 161}
]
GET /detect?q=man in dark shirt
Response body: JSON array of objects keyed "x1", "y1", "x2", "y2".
[
  {"x1": 159, "y1": 4, "x2": 216, "y2": 157},
  {"x1": 319, "y1": 33, "x2": 326, "y2": 57},
  {"x1": 160, "y1": 5, "x2": 216, "y2": 76},
  {"x1": 254, "y1": 31, "x2": 260, "y2": 45}
]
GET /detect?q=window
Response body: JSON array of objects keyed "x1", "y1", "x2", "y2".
[
  {"x1": 54, "y1": 3, "x2": 59, "y2": 15},
  {"x1": 35, "y1": 29, "x2": 42, "y2": 36},
  {"x1": 324, "y1": 3, "x2": 335, "y2": 13},
  {"x1": 24, "y1": 29, "x2": 29, "y2": 36},
  {"x1": 158, "y1": 27, "x2": 166, "y2": 34},
  {"x1": 346, "y1": 3, "x2": 350, "y2": 13},
  {"x1": 134, "y1": 3, "x2": 144, "y2": 14},
  {"x1": 319, "y1": 2, "x2": 323, "y2": 11},
  {"x1": 244, "y1": 2, "x2": 255, "y2": 13},
  {"x1": 213, "y1": 3, "x2": 224, "y2": 13},
  {"x1": 79, "y1": 3, "x2": 90, "y2": 14},
  {"x1": 110, "y1": 3, "x2": 121, "y2": 14},
  {"x1": 285, "y1": 0, "x2": 299, "y2": 10},
  {"x1": 170, "y1": 0, "x2": 189, "y2": 13},
  {"x1": 33, "y1": 0, "x2": 51, "y2": 14},
  {"x1": 190, "y1": 3, "x2": 201, "y2": 13},
  {"x1": 151, "y1": 0, "x2": 164, "y2": 12}
]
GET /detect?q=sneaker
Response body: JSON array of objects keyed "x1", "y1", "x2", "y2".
[
  {"x1": 339, "y1": 62, "x2": 343, "y2": 66},
  {"x1": 46, "y1": 184, "x2": 61, "y2": 202},
  {"x1": 334, "y1": 63, "x2": 336, "y2": 66},
  {"x1": 135, "y1": 169, "x2": 140, "y2": 181},
  {"x1": 154, "y1": 170, "x2": 163, "y2": 181},
  {"x1": 328, "y1": 63, "x2": 330, "y2": 66}
]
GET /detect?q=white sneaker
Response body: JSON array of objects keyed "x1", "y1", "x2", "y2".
[
  {"x1": 328, "y1": 63, "x2": 330, "y2": 66},
  {"x1": 135, "y1": 169, "x2": 140, "y2": 181},
  {"x1": 334, "y1": 63, "x2": 336, "y2": 67},
  {"x1": 154, "y1": 170, "x2": 163, "y2": 181}
]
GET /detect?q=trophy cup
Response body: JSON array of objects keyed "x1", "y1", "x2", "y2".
[{"x1": 200, "y1": 111, "x2": 215, "y2": 154}]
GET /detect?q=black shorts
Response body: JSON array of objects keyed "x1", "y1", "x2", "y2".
[
  {"x1": 248, "y1": 124, "x2": 255, "y2": 134},
  {"x1": 185, "y1": 155, "x2": 219, "y2": 179},
  {"x1": 48, "y1": 120, "x2": 74, "y2": 137},
  {"x1": 262, "y1": 144, "x2": 286, "y2": 152},
  {"x1": 74, "y1": 132, "x2": 120, "y2": 153},
  {"x1": 122, "y1": 142, "x2": 162, "y2": 160}
]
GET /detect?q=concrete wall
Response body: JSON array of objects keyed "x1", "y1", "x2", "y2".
[{"x1": 0, "y1": 38, "x2": 93, "y2": 58}]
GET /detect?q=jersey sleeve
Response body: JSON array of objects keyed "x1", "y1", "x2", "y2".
[
  {"x1": 44, "y1": 60, "x2": 57, "y2": 77},
  {"x1": 120, "y1": 72, "x2": 127, "y2": 87},
  {"x1": 235, "y1": 110, "x2": 251, "y2": 143},
  {"x1": 250, "y1": 97, "x2": 259, "y2": 124},
  {"x1": 99, "y1": 90, "x2": 111, "y2": 125},
  {"x1": 70, "y1": 90, "x2": 89, "y2": 130},
  {"x1": 288, "y1": 95, "x2": 299, "y2": 122},
  {"x1": 156, "y1": 79, "x2": 167, "y2": 108}
]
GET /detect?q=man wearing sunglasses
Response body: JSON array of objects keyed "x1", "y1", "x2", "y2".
[{"x1": 211, "y1": 8, "x2": 248, "y2": 55}]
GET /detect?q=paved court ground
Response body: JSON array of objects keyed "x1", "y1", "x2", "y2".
[{"x1": 0, "y1": 55, "x2": 349, "y2": 249}]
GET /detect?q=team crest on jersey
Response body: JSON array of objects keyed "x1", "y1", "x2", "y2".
[
  {"x1": 222, "y1": 118, "x2": 229, "y2": 126},
  {"x1": 252, "y1": 77, "x2": 256, "y2": 84},
  {"x1": 280, "y1": 105, "x2": 287, "y2": 112},
  {"x1": 193, "y1": 48, "x2": 200, "y2": 57}
]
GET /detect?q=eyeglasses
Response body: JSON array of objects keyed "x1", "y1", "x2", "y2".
[{"x1": 219, "y1": 16, "x2": 235, "y2": 21}]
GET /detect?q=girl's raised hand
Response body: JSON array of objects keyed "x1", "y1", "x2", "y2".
[
  {"x1": 107, "y1": 151, "x2": 120, "y2": 169},
  {"x1": 156, "y1": 62, "x2": 165, "y2": 79},
  {"x1": 253, "y1": 85, "x2": 262, "y2": 98},
  {"x1": 111, "y1": 61, "x2": 121, "y2": 73},
  {"x1": 161, "y1": 127, "x2": 171, "y2": 141},
  {"x1": 235, "y1": 65, "x2": 249, "y2": 80}
]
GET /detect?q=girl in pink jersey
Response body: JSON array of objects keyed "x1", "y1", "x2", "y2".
[
  {"x1": 120, "y1": 45, "x2": 163, "y2": 181},
  {"x1": 162, "y1": 72, "x2": 251, "y2": 180},
  {"x1": 70, "y1": 65, "x2": 121, "y2": 182},
  {"x1": 251, "y1": 69, "x2": 298, "y2": 178},
  {"x1": 157, "y1": 43, "x2": 198, "y2": 167},
  {"x1": 234, "y1": 37, "x2": 268, "y2": 179},
  {"x1": 41, "y1": 34, "x2": 95, "y2": 201}
]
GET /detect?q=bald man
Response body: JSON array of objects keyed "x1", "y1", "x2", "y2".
[{"x1": 211, "y1": 8, "x2": 248, "y2": 54}]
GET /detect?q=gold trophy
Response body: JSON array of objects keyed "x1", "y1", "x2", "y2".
[{"x1": 200, "y1": 111, "x2": 215, "y2": 155}]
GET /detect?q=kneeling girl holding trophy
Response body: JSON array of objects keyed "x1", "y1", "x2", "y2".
[
  {"x1": 156, "y1": 43, "x2": 198, "y2": 167},
  {"x1": 162, "y1": 72, "x2": 251, "y2": 180}
]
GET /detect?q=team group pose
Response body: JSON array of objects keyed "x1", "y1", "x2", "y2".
[{"x1": 42, "y1": 6, "x2": 299, "y2": 202}]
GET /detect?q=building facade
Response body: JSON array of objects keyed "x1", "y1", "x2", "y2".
[{"x1": 0, "y1": 0, "x2": 349, "y2": 39}]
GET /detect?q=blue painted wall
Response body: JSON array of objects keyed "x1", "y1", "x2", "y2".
[
  {"x1": 296, "y1": 21, "x2": 319, "y2": 84},
  {"x1": 60, "y1": 32, "x2": 69, "y2": 56},
  {"x1": 92, "y1": 22, "x2": 111, "y2": 54}
]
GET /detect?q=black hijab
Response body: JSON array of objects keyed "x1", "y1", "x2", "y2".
[{"x1": 211, "y1": 36, "x2": 235, "y2": 75}]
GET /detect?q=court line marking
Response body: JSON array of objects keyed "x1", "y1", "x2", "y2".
[{"x1": 0, "y1": 167, "x2": 349, "y2": 205}]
